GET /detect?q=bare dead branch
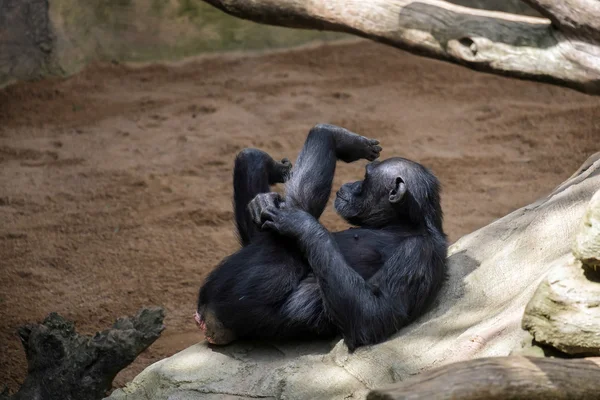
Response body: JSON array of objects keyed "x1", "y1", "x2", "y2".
[
  {"x1": 203, "y1": 0, "x2": 600, "y2": 95},
  {"x1": 521, "y1": 0, "x2": 600, "y2": 40},
  {"x1": 7, "y1": 308, "x2": 165, "y2": 400}
]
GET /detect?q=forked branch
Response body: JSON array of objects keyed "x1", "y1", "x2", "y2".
[{"x1": 6, "y1": 308, "x2": 165, "y2": 400}]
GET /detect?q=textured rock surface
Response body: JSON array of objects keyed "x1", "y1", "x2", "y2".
[
  {"x1": 522, "y1": 188, "x2": 600, "y2": 355},
  {"x1": 573, "y1": 189, "x2": 600, "y2": 269},
  {"x1": 108, "y1": 154, "x2": 600, "y2": 400},
  {"x1": 0, "y1": 0, "x2": 57, "y2": 85},
  {"x1": 522, "y1": 256, "x2": 600, "y2": 355}
]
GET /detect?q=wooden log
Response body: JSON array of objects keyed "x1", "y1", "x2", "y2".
[
  {"x1": 368, "y1": 356, "x2": 600, "y2": 400},
  {"x1": 202, "y1": 0, "x2": 600, "y2": 95}
]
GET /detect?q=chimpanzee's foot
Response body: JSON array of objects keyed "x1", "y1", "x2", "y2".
[
  {"x1": 194, "y1": 309, "x2": 236, "y2": 345},
  {"x1": 269, "y1": 157, "x2": 292, "y2": 184},
  {"x1": 311, "y1": 123, "x2": 381, "y2": 163},
  {"x1": 347, "y1": 135, "x2": 381, "y2": 162},
  {"x1": 235, "y1": 148, "x2": 292, "y2": 186}
]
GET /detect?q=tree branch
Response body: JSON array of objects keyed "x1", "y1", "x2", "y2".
[
  {"x1": 521, "y1": 0, "x2": 600, "y2": 40},
  {"x1": 368, "y1": 356, "x2": 600, "y2": 400},
  {"x1": 7, "y1": 307, "x2": 165, "y2": 400},
  {"x1": 203, "y1": 0, "x2": 600, "y2": 95}
]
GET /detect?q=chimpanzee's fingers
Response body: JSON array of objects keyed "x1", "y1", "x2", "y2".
[
  {"x1": 270, "y1": 192, "x2": 284, "y2": 207},
  {"x1": 254, "y1": 193, "x2": 276, "y2": 210},
  {"x1": 249, "y1": 193, "x2": 283, "y2": 227},
  {"x1": 248, "y1": 201, "x2": 262, "y2": 226},
  {"x1": 260, "y1": 208, "x2": 278, "y2": 222},
  {"x1": 263, "y1": 193, "x2": 281, "y2": 207},
  {"x1": 261, "y1": 221, "x2": 276, "y2": 231}
]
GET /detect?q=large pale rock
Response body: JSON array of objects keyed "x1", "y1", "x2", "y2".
[
  {"x1": 108, "y1": 154, "x2": 600, "y2": 400},
  {"x1": 522, "y1": 188, "x2": 600, "y2": 355},
  {"x1": 522, "y1": 256, "x2": 600, "y2": 355}
]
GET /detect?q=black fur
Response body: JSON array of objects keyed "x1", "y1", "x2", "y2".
[{"x1": 197, "y1": 124, "x2": 448, "y2": 351}]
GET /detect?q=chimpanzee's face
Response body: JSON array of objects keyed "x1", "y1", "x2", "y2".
[{"x1": 334, "y1": 159, "x2": 407, "y2": 227}]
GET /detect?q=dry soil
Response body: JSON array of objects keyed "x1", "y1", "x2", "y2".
[{"x1": 1, "y1": 40, "x2": 599, "y2": 392}]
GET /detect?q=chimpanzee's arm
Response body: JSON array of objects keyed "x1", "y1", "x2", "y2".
[
  {"x1": 259, "y1": 209, "x2": 444, "y2": 351},
  {"x1": 284, "y1": 124, "x2": 380, "y2": 219},
  {"x1": 300, "y1": 223, "x2": 442, "y2": 350}
]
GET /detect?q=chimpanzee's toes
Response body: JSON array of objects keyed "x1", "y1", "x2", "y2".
[
  {"x1": 194, "y1": 311, "x2": 207, "y2": 332},
  {"x1": 205, "y1": 336, "x2": 216, "y2": 344},
  {"x1": 269, "y1": 158, "x2": 293, "y2": 184},
  {"x1": 364, "y1": 138, "x2": 381, "y2": 161}
]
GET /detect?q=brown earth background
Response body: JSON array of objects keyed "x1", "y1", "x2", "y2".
[{"x1": 1, "y1": 0, "x2": 600, "y2": 395}]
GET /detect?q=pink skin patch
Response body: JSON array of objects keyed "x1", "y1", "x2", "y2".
[{"x1": 194, "y1": 311, "x2": 216, "y2": 344}]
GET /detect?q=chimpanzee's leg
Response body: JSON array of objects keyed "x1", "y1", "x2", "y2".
[
  {"x1": 233, "y1": 148, "x2": 291, "y2": 246},
  {"x1": 284, "y1": 124, "x2": 381, "y2": 218}
]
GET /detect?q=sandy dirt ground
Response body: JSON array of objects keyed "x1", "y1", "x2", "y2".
[{"x1": 1, "y1": 40, "x2": 599, "y2": 392}]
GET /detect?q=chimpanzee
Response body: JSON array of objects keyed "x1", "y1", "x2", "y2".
[{"x1": 196, "y1": 124, "x2": 448, "y2": 351}]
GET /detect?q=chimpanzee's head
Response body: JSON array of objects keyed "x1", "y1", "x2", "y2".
[{"x1": 334, "y1": 157, "x2": 442, "y2": 230}]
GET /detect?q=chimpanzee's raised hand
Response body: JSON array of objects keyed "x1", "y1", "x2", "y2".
[
  {"x1": 248, "y1": 192, "x2": 284, "y2": 227},
  {"x1": 247, "y1": 192, "x2": 316, "y2": 238},
  {"x1": 259, "y1": 206, "x2": 316, "y2": 239}
]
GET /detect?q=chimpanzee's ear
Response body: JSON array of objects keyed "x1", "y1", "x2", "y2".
[{"x1": 389, "y1": 177, "x2": 407, "y2": 204}]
